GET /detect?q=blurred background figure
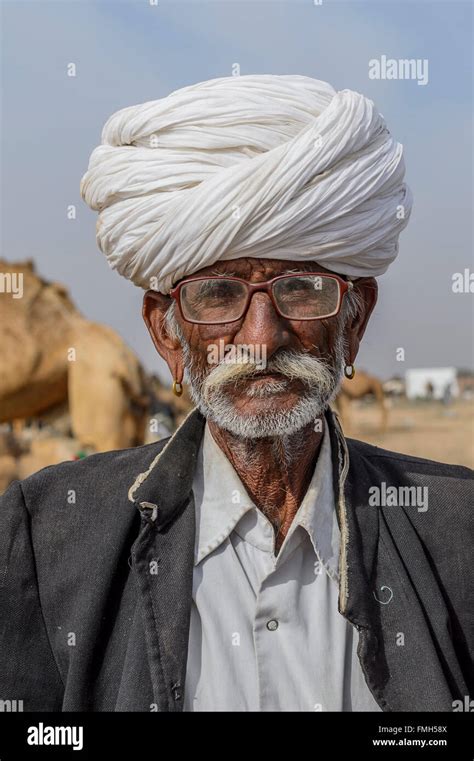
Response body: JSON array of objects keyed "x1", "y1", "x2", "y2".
[{"x1": 334, "y1": 365, "x2": 473, "y2": 468}]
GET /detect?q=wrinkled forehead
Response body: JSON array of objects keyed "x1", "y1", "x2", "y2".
[{"x1": 179, "y1": 257, "x2": 345, "y2": 283}]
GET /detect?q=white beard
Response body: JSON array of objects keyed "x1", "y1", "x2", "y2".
[{"x1": 174, "y1": 324, "x2": 346, "y2": 439}]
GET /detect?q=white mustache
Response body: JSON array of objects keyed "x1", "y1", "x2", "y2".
[{"x1": 202, "y1": 349, "x2": 335, "y2": 400}]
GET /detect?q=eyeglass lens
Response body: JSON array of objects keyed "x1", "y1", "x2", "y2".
[{"x1": 179, "y1": 275, "x2": 341, "y2": 323}]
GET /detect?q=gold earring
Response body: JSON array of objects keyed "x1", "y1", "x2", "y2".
[
  {"x1": 344, "y1": 364, "x2": 355, "y2": 380},
  {"x1": 172, "y1": 380, "x2": 183, "y2": 397}
]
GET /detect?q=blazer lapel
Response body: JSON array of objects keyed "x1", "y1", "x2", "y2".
[
  {"x1": 328, "y1": 409, "x2": 465, "y2": 710},
  {"x1": 128, "y1": 408, "x2": 206, "y2": 711}
]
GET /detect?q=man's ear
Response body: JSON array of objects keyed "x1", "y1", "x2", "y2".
[
  {"x1": 345, "y1": 277, "x2": 378, "y2": 365},
  {"x1": 142, "y1": 290, "x2": 184, "y2": 383}
]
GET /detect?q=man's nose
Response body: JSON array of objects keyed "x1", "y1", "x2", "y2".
[{"x1": 232, "y1": 291, "x2": 292, "y2": 358}]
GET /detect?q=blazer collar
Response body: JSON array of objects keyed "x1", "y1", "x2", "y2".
[
  {"x1": 325, "y1": 409, "x2": 380, "y2": 628},
  {"x1": 128, "y1": 407, "x2": 206, "y2": 531}
]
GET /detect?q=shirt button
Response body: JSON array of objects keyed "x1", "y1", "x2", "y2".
[{"x1": 266, "y1": 619, "x2": 279, "y2": 631}]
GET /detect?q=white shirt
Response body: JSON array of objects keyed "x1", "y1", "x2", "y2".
[{"x1": 184, "y1": 419, "x2": 382, "y2": 712}]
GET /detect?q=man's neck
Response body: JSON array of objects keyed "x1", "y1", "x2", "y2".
[{"x1": 207, "y1": 419, "x2": 324, "y2": 552}]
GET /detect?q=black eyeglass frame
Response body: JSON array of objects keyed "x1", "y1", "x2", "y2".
[{"x1": 169, "y1": 272, "x2": 354, "y2": 325}]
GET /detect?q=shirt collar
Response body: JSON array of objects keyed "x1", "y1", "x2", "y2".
[
  {"x1": 290, "y1": 416, "x2": 340, "y2": 581},
  {"x1": 192, "y1": 423, "x2": 254, "y2": 565},
  {"x1": 192, "y1": 418, "x2": 340, "y2": 580}
]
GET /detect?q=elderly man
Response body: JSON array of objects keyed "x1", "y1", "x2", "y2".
[{"x1": 0, "y1": 76, "x2": 472, "y2": 713}]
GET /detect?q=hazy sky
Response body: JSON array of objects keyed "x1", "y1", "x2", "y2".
[{"x1": 1, "y1": 0, "x2": 473, "y2": 382}]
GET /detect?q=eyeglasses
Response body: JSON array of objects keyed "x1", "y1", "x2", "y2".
[{"x1": 169, "y1": 272, "x2": 353, "y2": 325}]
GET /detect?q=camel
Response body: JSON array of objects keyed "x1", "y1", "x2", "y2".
[
  {"x1": 0, "y1": 259, "x2": 150, "y2": 452},
  {"x1": 334, "y1": 370, "x2": 388, "y2": 435}
]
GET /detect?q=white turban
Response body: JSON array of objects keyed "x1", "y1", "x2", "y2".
[{"x1": 80, "y1": 74, "x2": 412, "y2": 294}]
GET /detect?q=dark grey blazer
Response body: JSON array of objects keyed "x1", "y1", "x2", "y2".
[{"x1": 0, "y1": 407, "x2": 472, "y2": 712}]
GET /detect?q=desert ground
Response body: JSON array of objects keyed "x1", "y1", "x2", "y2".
[{"x1": 336, "y1": 397, "x2": 474, "y2": 469}]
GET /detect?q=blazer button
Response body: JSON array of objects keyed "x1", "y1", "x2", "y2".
[{"x1": 172, "y1": 681, "x2": 182, "y2": 701}]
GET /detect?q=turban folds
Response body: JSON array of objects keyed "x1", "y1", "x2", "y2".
[{"x1": 80, "y1": 74, "x2": 412, "y2": 294}]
